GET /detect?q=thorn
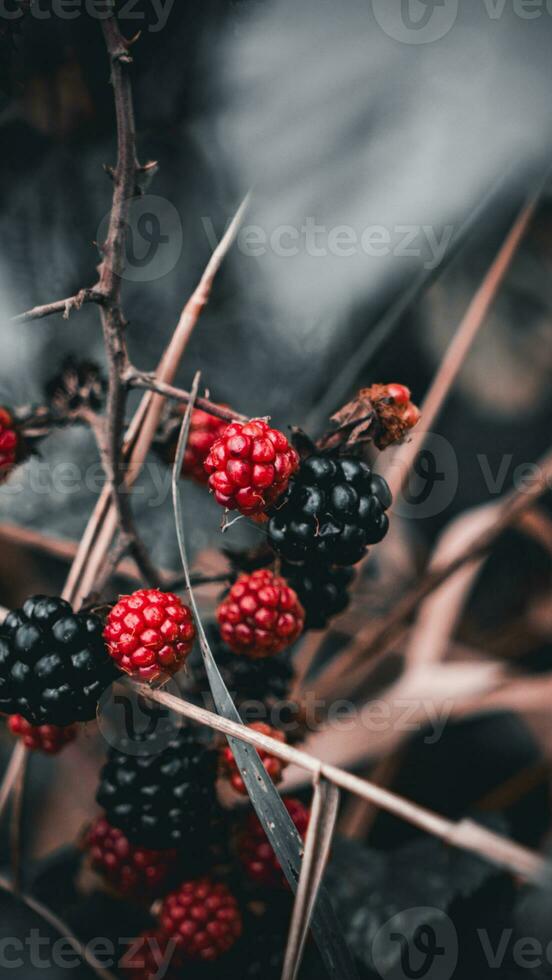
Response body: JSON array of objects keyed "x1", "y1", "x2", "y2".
[
  {"x1": 103, "y1": 164, "x2": 116, "y2": 181},
  {"x1": 138, "y1": 160, "x2": 159, "y2": 174},
  {"x1": 126, "y1": 30, "x2": 142, "y2": 47}
]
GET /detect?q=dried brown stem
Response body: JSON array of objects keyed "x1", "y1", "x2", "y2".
[
  {"x1": 68, "y1": 193, "x2": 249, "y2": 607},
  {"x1": 134, "y1": 682, "x2": 546, "y2": 881},
  {"x1": 124, "y1": 369, "x2": 248, "y2": 423},
  {"x1": 92, "y1": 12, "x2": 159, "y2": 588},
  {"x1": 9, "y1": 746, "x2": 28, "y2": 894},
  {"x1": 384, "y1": 196, "x2": 538, "y2": 501},
  {"x1": 0, "y1": 742, "x2": 27, "y2": 823},
  {"x1": 297, "y1": 195, "x2": 540, "y2": 705},
  {"x1": 313, "y1": 446, "x2": 552, "y2": 704},
  {"x1": 12, "y1": 288, "x2": 103, "y2": 324},
  {"x1": 282, "y1": 778, "x2": 340, "y2": 980}
]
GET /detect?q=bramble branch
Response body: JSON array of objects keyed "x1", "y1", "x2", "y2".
[{"x1": 123, "y1": 368, "x2": 247, "y2": 423}]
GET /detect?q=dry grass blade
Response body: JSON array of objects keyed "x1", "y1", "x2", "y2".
[
  {"x1": 0, "y1": 742, "x2": 27, "y2": 823},
  {"x1": 384, "y1": 194, "x2": 539, "y2": 501},
  {"x1": 282, "y1": 778, "x2": 340, "y2": 980},
  {"x1": 9, "y1": 746, "x2": 28, "y2": 893},
  {"x1": 169, "y1": 392, "x2": 359, "y2": 980}
]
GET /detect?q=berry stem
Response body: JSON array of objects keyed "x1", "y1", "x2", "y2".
[{"x1": 0, "y1": 741, "x2": 26, "y2": 824}]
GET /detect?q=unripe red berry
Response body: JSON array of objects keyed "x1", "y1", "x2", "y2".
[
  {"x1": 237, "y1": 797, "x2": 310, "y2": 888},
  {"x1": 219, "y1": 722, "x2": 288, "y2": 795},
  {"x1": 103, "y1": 589, "x2": 196, "y2": 681},
  {"x1": 85, "y1": 817, "x2": 177, "y2": 898},
  {"x1": 0, "y1": 407, "x2": 19, "y2": 482},
  {"x1": 217, "y1": 569, "x2": 304, "y2": 658},
  {"x1": 158, "y1": 877, "x2": 242, "y2": 961},
  {"x1": 8, "y1": 714, "x2": 77, "y2": 754},
  {"x1": 204, "y1": 418, "x2": 299, "y2": 517}
]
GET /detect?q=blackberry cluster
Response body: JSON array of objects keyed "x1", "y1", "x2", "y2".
[
  {"x1": 281, "y1": 562, "x2": 355, "y2": 630},
  {"x1": 0, "y1": 596, "x2": 118, "y2": 726},
  {"x1": 268, "y1": 454, "x2": 391, "y2": 566},
  {"x1": 266, "y1": 454, "x2": 391, "y2": 632},
  {"x1": 96, "y1": 722, "x2": 218, "y2": 850}
]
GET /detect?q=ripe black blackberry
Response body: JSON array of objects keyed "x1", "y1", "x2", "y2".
[
  {"x1": 96, "y1": 721, "x2": 218, "y2": 850},
  {"x1": 191, "y1": 625, "x2": 294, "y2": 718},
  {"x1": 0, "y1": 596, "x2": 118, "y2": 726},
  {"x1": 281, "y1": 563, "x2": 354, "y2": 630},
  {"x1": 268, "y1": 454, "x2": 392, "y2": 566}
]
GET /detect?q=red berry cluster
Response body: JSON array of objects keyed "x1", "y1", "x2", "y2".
[
  {"x1": 179, "y1": 406, "x2": 229, "y2": 484},
  {"x1": 237, "y1": 797, "x2": 310, "y2": 888},
  {"x1": 0, "y1": 407, "x2": 18, "y2": 482},
  {"x1": 217, "y1": 569, "x2": 305, "y2": 658},
  {"x1": 219, "y1": 721, "x2": 288, "y2": 795},
  {"x1": 103, "y1": 589, "x2": 196, "y2": 681},
  {"x1": 85, "y1": 817, "x2": 177, "y2": 898},
  {"x1": 8, "y1": 714, "x2": 77, "y2": 754},
  {"x1": 158, "y1": 877, "x2": 242, "y2": 961},
  {"x1": 204, "y1": 418, "x2": 299, "y2": 517}
]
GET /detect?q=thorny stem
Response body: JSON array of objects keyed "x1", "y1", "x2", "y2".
[
  {"x1": 124, "y1": 369, "x2": 248, "y2": 423},
  {"x1": 11, "y1": 288, "x2": 103, "y2": 324},
  {"x1": 92, "y1": 11, "x2": 158, "y2": 588}
]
